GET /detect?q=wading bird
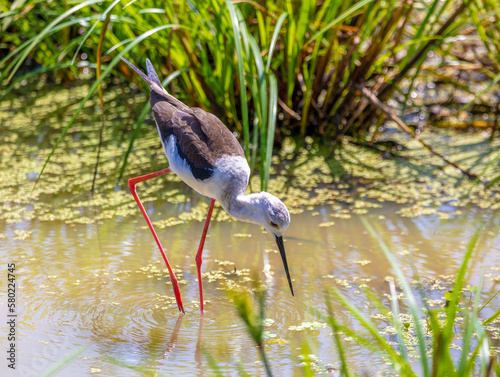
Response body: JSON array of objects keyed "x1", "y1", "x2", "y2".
[{"x1": 121, "y1": 57, "x2": 293, "y2": 313}]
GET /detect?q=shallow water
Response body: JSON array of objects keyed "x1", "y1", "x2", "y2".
[
  {"x1": 1, "y1": 83, "x2": 499, "y2": 375},
  {"x1": 1, "y1": 200, "x2": 499, "y2": 376}
]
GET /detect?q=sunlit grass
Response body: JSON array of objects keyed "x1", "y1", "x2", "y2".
[
  {"x1": 209, "y1": 220, "x2": 500, "y2": 376},
  {"x1": 2, "y1": 0, "x2": 499, "y2": 190}
]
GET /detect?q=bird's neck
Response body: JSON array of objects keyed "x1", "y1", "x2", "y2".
[{"x1": 219, "y1": 192, "x2": 264, "y2": 225}]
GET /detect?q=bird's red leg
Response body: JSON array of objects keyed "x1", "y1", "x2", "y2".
[
  {"x1": 128, "y1": 168, "x2": 185, "y2": 314},
  {"x1": 195, "y1": 198, "x2": 216, "y2": 313}
]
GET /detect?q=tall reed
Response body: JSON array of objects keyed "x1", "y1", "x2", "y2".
[{"x1": 1, "y1": 0, "x2": 497, "y2": 189}]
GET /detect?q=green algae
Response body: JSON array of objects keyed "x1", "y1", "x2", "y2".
[{"x1": 1, "y1": 83, "x2": 499, "y2": 226}]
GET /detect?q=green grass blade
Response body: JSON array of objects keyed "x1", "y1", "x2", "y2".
[
  {"x1": 119, "y1": 102, "x2": 151, "y2": 181},
  {"x1": 0, "y1": 37, "x2": 31, "y2": 69},
  {"x1": 40, "y1": 345, "x2": 90, "y2": 377},
  {"x1": 202, "y1": 346, "x2": 225, "y2": 377},
  {"x1": 400, "y1": 0, "x2": 441, "y2": 69},
  {"x1": 313, "y1": 302, "x2": 406, "y2": 364},
  {"x1": 0, "y1": 13, "x2": 130, "y2": 76},
  {"x1": 479, "y1": 288, "x2": 500, "y2": 314},
  {"x1": 388, "y1": 280, "x2": 410, "y2": 363},
  {"x1": 330, "y1": 287, "x2": 415, "y2": 375},
  {"x1": 458, "y1": 275, "x2": 483, "y2": 374},
  {"x1": 360, "y1": 216, "x2": 430, "y2": 377},
  {"x1": 462, "y1": 152, "x2": 500, "y2": 199},
  {"x1": 459, "y1": 71, "x2": 500, "y2": 112},
  {"x1": 71, "y1": 0, "x2": 122, "y2": 64},
  {"x1": 32, "y1": 24, "x2": 179, "y2": 193},
  {"x1": 251, "y1": 35, "x2": 268, "y2": 136},
  {"x1": 5, "y1": 0, "x2": 102, "y2": 82},
  {"x1": 91, "y1": 13, "x2": 112, "y2": 192},
  {"x1": 263, "y1": 73, "x2": 277, "y2": 191},
  {"x1": 0, "y1": 62, "x2": 79, "y2": 102},
  {"x1": 1, "y1": 0, "x2": 28, "y2": 31},
  {"x1": 105, "y1": 356, "x2": 169, "y2": 376},
  {"x1": 442, "y1": 226, "x2": 484, "y2": 342},
  {"x1": 248, "y1": 34, "x2": 268, "y2": 188},
  {"x1": 105, "y1": 37, "x2": 134, "y2": 56},
  {"x1": 226, "y1": 0, "x2": 249, "y2": 159},
  {"x1": 324, "y1": 296, "x2": 351, "y2": 377},
  {"x1": 300, "y1": 340, "x2": 315, "y2": 377},
  {"x1": 307, "y1": 0, "x2": 374, "y2": 44},
  {"x1": 476, "y1": 317, "x2": 491, "y2": 376},
  {"x1": 118, "y1": 69, "x2": 186, "y2": 181},
  {"x1": 484, "y1": 307, "x2": 500, "y2": 325},
  {"x1": 0, "y1": 14, "x2": 116, "y2": 69},
  {"x1": 123, "y1": 0, "x2": 139, "y2": 9},
  {"x1": 486, "y1": 174, "x2": 500, "y2": 189},
  {"x1": 266, "y1": 12, "x2": 287, "y2": 72}
]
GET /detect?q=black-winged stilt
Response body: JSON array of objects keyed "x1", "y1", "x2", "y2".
[{"x1": 121, "y1": 57, "x2": 293, "y2": 313}]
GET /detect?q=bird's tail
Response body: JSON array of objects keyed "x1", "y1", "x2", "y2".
[
  {"x1": 120, "y1": 56, "x2": 189, "y2": 110},
  {"x1": 120, "y1": 56, "x2": 153, "y2": 86},
  {"x1": 120, "y1": 56, "x2": 162, "y2": 88},
  {"x1": 145, "y1": 59, "x2": 162, "y2": 87}
]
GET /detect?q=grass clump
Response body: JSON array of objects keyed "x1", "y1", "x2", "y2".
[
  {"x1": 2, "y1": 0, "x2": 500, "y2": 189},
  {"x1": 213, "y1": 220, "x2": 500, "y2": 376}
]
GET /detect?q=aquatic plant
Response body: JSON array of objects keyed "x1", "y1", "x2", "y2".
[
  {"x1": 210, "y1": 221, "x2": 500, "y2": 376},
  {"x1": 40, "y1": 345, "x2": 90, "y2": 377},
  {"x1": 1, "y1": 81, "x2": 499, "y2": 226},
  {"x1": 2, "y1": 0, "x2": 499, "y2": 190}
]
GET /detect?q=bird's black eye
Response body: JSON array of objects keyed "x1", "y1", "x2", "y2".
[{"x1": 270, "y1": 221, "x2": 278, "y2": 227}]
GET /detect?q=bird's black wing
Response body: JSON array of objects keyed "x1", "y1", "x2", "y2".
[
  {"x1": 191, "y1": 107, "x2": 246, "y2": 160},
  {"x1": 168, "y1": 110, "x2": 215, "y2": 180},
  {"x1": 120, "y1": 56, "x2": 245, "y2": 178}
]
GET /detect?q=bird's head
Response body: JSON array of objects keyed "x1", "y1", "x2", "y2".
[
  {"x1": 253, "y1": 192, "x2": 294, "y2": 296},
  {"x1": 256, "y1": 192, "x2": 290, "y2": 237},
  {"x1": 223, "y1": 191, "x2": 294, "y2": 295}
]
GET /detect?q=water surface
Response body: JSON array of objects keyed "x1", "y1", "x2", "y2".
[{"x1": 1, "y1": 201, "x2": 499, "y2": 376}]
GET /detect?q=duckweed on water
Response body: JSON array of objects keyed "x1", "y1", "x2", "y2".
[
  {"x1": 288, "y1": 321, "x2": 326, "y2": 332},
  {"x1": 12, "y1": 229, "x2": 31, "y2": 240},
  {"x1": 233, "y1": 233, "x2": 252, "y2": 238},
  {"x1": 353, "y1": 260, "x2": 372, "y2": 266},
  {"x1": 1, "y1": 83, "x2": 499, "y2": 226}
]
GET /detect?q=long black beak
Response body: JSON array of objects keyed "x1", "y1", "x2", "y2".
[{"x1": 275, "y1": 235, "x2": 294, "y2": 296}]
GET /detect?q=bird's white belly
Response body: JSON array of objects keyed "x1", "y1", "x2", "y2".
[{"x1": 163, "y1": 135, "x2": 250, "y2": 201}]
